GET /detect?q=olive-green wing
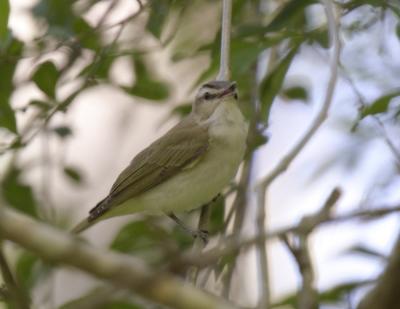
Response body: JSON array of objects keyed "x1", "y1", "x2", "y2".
[{"x1": 88, "y1": 117, "x2": 209, "y2": 221}]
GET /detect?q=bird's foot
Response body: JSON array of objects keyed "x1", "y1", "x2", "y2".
[{"x1": 191, "y1": 229, "x2": 209, "y2": 245}]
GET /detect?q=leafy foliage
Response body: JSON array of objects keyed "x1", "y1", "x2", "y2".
[
  {"x1": 0, "y1": 0, "x2": 399, "y2": 308},
  {"x1": 2, "y1": 167, "x2": 38, "y2": 218},
  {"x1": 32, "y1": 61, "x2": 59, "y2": 99}
]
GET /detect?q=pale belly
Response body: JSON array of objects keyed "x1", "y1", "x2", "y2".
[{"x1": 106, "y1": 115, "x2": 248, "y2": 217}]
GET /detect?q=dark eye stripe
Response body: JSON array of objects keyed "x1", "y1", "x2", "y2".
[{"x1": 204, "y1": 92, "x2": 218, "y2": 100}]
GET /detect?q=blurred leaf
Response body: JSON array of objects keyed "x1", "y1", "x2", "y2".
[
  {"x1": 319, "y1": 280, "x2": 370, "y2": 304},
  {"x1": 306, "y1": 26, "x2": 329, "y2": 48},
  {"x1": 208, "y1": 196, "x2": 225, "y2": 234},
  {"x1": 2, "y1": 167, "x2": 38, "y2": 218},
  {"x1": 79, "y1": 51, "x2": 116, "y2": 81},
  {"x1": 0, "y1": 101, "x2": 16, "y2": 133},
  {"x1": 259, "y1": 45, "x2": 299, "y2": 123},
  {"x1": 147, "y1": 0, "x2": 170, "y2": 39},
  {"x1": 111, "y1": 221, "x2": 166, "y2": 263},
  {"x1": 360, "y1": 91, "x2": 400, "y2": 119},
  {"x1": 231, "y1": 39, "x2": 264, "y2": 76},
  {"x1": 396, "y1": 22, "x2": 400, "y2": 41},
  {"x1": 15, "y1": 252, "x2": 38, "y2": 290},
  {"x1": 29, "y1": 100, "x2": 53, "y2": 112},
  {"x1": 169, "y1": 225, "x2": 193, "y2": 251},
  {"x1": 63, "y1": 166, "x2": 83, "y2": 183},
  {"x1": 247, "y1": 129, "x2": 269, "y2": 153},
  {"x1": 52, "y1": 125, "x2": 73, "y2": 138},
  {"x1": 170, "y1": 103, "x2": 192, "y2": 117},
  {"x1": 124, "y1": 57, "x2": 170, "y2": 101},
  {"x1": 0, "y1": 0, "x2": 9, "y2": 40},
  {"x1": 0, "y1": 38, "x2": 22, "y2": 133},
  {"x1": 265, "y1": 0, "x2": 315, "y2": 32},
  {"x1": 344, "y1": 244, "x2": 387, "y2": 260},
  {"x1": 32, "y1": 61, "x2": 59, "y2": 99},
  {"x1": 73, "y1": 18, "x2": 100, "y2": 50},
  {"x1": 282, "y1": 86, "x2": 309, "y2": 102},
  {"x1": 32, "y1": 0, "x2": 76, "y2": 38}
]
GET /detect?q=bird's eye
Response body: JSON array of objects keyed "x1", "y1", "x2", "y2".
[{"x1": 204, "y1": 92, "x2": 211, "y2": 100}]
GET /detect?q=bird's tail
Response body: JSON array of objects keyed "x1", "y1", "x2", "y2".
[
  {"x1": 71, "y1": 218, "x2": 94, "y2": 234},
  {"x1": 71, "y1": 198, "x2": 110, "y2": 234}
]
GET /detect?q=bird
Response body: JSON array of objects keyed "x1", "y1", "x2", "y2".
[{"x1": 72, "y1": 80, "x2": 248, "y2": 234}]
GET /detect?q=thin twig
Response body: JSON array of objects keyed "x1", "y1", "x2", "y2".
[
  {"x1": 253, "y1": 4, "x2": 340, "y2": 305},
  {"x1": 179, "y1": 193, "x2": 400, "y2": 271},
  {"x1": 216, "y1": 0, "x2": 232, "y2": 81},
  {"x1": 256, "y1": 0, "x2": 340, "y2": 191},
  {"x1": 339, "y1": 64, "x2": 400, "y2": 166},
  {"x1": 283, "y1": 188, "x2": 341, "y2": 309}
]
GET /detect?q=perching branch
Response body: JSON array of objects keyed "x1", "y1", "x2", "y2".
[
  {"x1": 0, "y1": 206, "x2": 237, "y2": 309},
  {"x1": 216, "y1": 0, "x2": 232, "y2": 81}
]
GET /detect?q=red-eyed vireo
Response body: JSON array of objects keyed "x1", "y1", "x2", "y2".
[{"x1": 72, "y1": 80, "x2": 248, "y2": 233}]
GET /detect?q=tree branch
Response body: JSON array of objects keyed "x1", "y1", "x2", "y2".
[
  {"x1": 253, "y1": 2, "x2": 340, "y2": 307},
  {"x1": 256, "y1": 0, "x2": 340, "y2": 192},
  {"x1": 216, "y1": 0, "x2": 232, "y2": 81},
  {"x1": 0, "y1": 206, "x2": 237, "y2": 309},
  {"x1": 357, "y1": 231, "x2": 400, "y2": 309}
]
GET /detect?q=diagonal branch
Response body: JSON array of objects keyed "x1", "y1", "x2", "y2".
[{"x1": 0, "y1": 206, "x2": 237, "y2": 309}]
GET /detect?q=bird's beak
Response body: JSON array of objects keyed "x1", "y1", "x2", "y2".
[{"x1": 218, "y1": 81, "x2": 237, "y2": 99}]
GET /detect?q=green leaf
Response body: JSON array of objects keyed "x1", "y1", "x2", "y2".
[
  {"x1": 282, "y1": 86, "x2": 309, "y2": 102},
  {"x1": 15, "y1": 252, "x2": 38, "y2": 290},
  {"x1": 32, "y1": 61, "x2": 59, "y2": 98},
  {"x1": 63, "y1": 166, "x2": 83, "y2": 183},
  {"x1": 265, "y1": 0, "x2": 315, "y2": 32},
  {"x1": 0, "y1": 38, "x2": 22, "y2": 133},
  {"x1": 360, "y1": 91, "x2": 400, "y2": 119},
  {"x1": 125, "y1": 57, "x2": 170, "y2": 101},
  {"x1": 32, "y1": 0, "x2": 75, "y2": 38},
  {"x1": 146, "y1": 0, "x2": 170, "y2": 39},
  {"x1": 52, "y1": 125, "x2": 73, "y2": 138},
  {"x1": 259, "y1": 45, "x2": 299, "y2": 123},
  {"x1": 2, "y1": 167, "x2": 38, "y2": 218},
  {"x1": 0, "y1": 102, "x2": 17, "y2": 133},
  {"x1": 110, "y1": 220, "x2": 167, "y2": 263},
  {"x1": 231, "y1": 39, "x2": 265, "y2": 76},
  {"x1": 396, "y1": 22, "x2": 400, "y2": 41},
  {"x1": 319, "y1": 280, "x2": 370, "y2": 304},
  {"x1": 0, "y1": 0, "x2": 10, "y2": 40},
  {"x1": 170, "y1": 102, "x2": 192, "y2": 117},
  {"x1": 73, "y1": 18, "x2": 100, "y2": 50},
  {"x1": 209, "y1": 196, "x2": 225, "y2": 234}
]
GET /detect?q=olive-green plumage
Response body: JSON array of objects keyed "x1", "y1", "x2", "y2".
[{"x1": 72, "y1": 81, "x2": 247, "y2": 233}]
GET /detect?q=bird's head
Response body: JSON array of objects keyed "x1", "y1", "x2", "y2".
[{"x1": 193, "y1": 80, "x2": 238, "y2": 120}]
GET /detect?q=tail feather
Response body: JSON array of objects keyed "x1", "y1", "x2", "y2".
[
  {"x1": 71, "y1": 218, "x2": 94, "y2": 234},
  {"x1": 72, "y1": 198, "x2": 110, "y2": 234}
]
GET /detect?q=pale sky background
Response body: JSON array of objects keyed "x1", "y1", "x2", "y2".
[{"x1": 4, "y1": 0, "x2": 400, "y2": 308}]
